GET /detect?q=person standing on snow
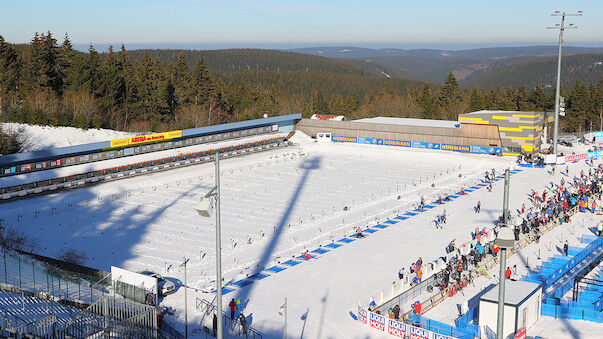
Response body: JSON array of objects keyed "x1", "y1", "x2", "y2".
[{"x1": 229, "y1": 299, "x2": 237, "y2": 320}]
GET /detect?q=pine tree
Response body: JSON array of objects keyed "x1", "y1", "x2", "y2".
[
  {"x1": 192, "y1": 57, "x2": 213, "y2": 106},
  {"x1": 438, "y1": 73, "x2": 464, "y2": 119},
  {"x1": 96, "y1": 46, "x2": 125, "y2": 128},
  {"x1": 311, "y1": 90, "x2": 329, "y2": 115},
  {"x1": 0, "y1": 35, "x2": 20, "y2": 115},
  {"x1": 419, "y1": 83, "x2": 438, "y2": 119},
  {"x1": 172, "y1": 52, "x2": 195, "y2": 106},
  {"x1": 468, "y1": 87, "x2": 486, "y2": 111}
]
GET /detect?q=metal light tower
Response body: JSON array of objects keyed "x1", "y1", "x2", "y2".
[
  {"x1": 195, "y1": 152, "x2": 223, "y2": 339},
  {"x1": 548, "y1": 10, "x2": 582, "y2": 155},
  {"x1": 496, "y1": 169, "x2": 515, "y2": 339}
]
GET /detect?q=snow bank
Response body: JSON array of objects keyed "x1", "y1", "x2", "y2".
[
  {"x1": 1, "y1": 122, "x2": 135, "y2": 152},
  {"x1": 288, "y1": 130, "x2": 314, "y2": 145}
]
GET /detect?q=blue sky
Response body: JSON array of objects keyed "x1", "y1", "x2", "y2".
[{"x1": 1, "y1": 0, "x2": 601, "y2": 51}]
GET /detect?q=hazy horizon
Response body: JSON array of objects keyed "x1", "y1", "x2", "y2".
[
  {"x1": 66, "y1": 42, "x2": 603, "y2": 53},
  {"x1": 2, "y1": 1, "x2": 601, "y2": 53}
]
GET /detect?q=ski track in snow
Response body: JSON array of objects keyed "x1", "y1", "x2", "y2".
[{"x1": 2, "y1": 131, "x2": 601, "y2": 338}]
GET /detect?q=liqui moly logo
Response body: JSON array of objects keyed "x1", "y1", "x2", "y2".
[
  {"x1": 433, "y1": 334, "x2": 455, "y2": 339},
  {"x1": 409, "y1": 326, "x2": 430, "y2": 339},
  {"x1": 387, "y1": 319, "x2": 406, "y2": 337},
  {"x1": 369, "y1": 312, "x2": 386, "y2": 331},
  {"x1": 358, "y1": 306, "x2": 367, "y2": 324}
]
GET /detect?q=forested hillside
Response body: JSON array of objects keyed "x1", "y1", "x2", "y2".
[
  {"x1": 0, "y1": 32, "x2": 601, "y2": 142},
  {"x1": 463, "y1": 54, "x2": 603, "y2": 89}
]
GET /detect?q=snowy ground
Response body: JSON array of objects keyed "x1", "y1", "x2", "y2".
[
  {"x1": 1, "y1": 122, "x2": 135, "y2": 152},
  {"x1": 2, "y1": 131, "x2": 603, "y2": 338}
]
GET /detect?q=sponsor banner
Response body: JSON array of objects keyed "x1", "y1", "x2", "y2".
[
  {"x1": 409, "y1": 325, "x2": 430, "y2": 339},
  {"x1": 358, "y1": 137, "x2": 384, "y2": 145},
  {"x1": 588, "y1": 150, "x2": 603, "y2": 159},
  {"x1": 565, "y1": 152, "x2": 588, "y2": 163},
  {"x1": 470, "y1": 146, "x2": 503, "y2": 155},
  {"x1": 356, "y1": 306, "x2": 459, "y2": 339},
  {"x1": 442, "y1": 144, "x2": 471, "y2": 152},
  {"x1": 514, "y1": 327, "x2": 526, "y2": 339},
  {"x1": 110, "y1": 130, "x2": 183, "y2": 148},
  {"x1": 387, "y1": 319, "x2": 407, "y2": 338},
  {"x1": 332, "y1": 135, "x2": 357, "y2": 143},
  {"x1": 433, "y1": 333, "x2": 457, "y2": 339},
  {"x1": 358, "y1": 305, "x2": 367, "y2": 324},
  {"x1": 385, "y1": 139, "x2": 411, "y2": 147},
  {"x1": 369, "y1": 312, "x2": 386, "y2": 332},
  {"x1": 412, "y1": 141, "x2": 441, "y2": 150}
]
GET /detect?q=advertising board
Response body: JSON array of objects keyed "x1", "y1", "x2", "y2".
[
  {"x1": 384, "y1": 139, "x2": 411, "y2": 147},
  {"x1": 358, "y1": 137, "x2": 384, "y2": 145},
  {"x1": 356, "y1": 305, "x2": 460, "y2": 339},
  {"x1": 110, "y1": 130, "x2": 183, "y2": 148},
  {"x1": 565, "y1": 153, "x2": 588, "y2": 162},
  {"x1": 441, "y1": 144, "x2": 470, "y2": 152},
  {"x1": 470, "y1": 146, "x2": 503, "y2": 155},
  {"x1": 412, "y1": 142, "x2": 441, "y2": 149},
  {"x1": 332, "y1": 135, "x2": 357, "y2": 143},
  {"x1": 369, "y1": 312, "x2": 386, "y2": 332},
  {"x1": 387, "y1": 319, "x2": 407, "y2": 338}
]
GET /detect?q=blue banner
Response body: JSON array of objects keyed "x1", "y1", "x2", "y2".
[
  {"x1": 384, "y1": 139, "x2": 411, "y2": 147},
  {"x1": 441, "y1": 144, "x2": 471, "y2": 152},
  {"x1": 358, "y1": 137, "x2": 384, "y2": 145},
  {"x1": 411, "y1": 142, "x2": 441, "y2": 149},
  {"x1": 470, "y1": 146, "x2": 503, "y2": 155},
  {"x1": 588, "y1": 150, "x2": 603, "y2": 159},
  {"x1": 332, "y1": 135, "x2": 357, "y2": 143}
]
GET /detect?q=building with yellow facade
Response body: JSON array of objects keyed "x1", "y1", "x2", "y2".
[{"x1": 458, "y1": 110, "x2": 554, "y2": 156}]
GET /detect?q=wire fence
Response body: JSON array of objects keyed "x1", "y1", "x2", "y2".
[{"x1": 0, "y1": 250, "x2": 110, "y2": 305}]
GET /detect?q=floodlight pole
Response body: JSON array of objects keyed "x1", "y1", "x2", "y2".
[
  {"x1": 215, "y1": 151, "x2": 223, "y2": 339},
  {"x1": 183, "y1": 257, "x2": 188, "y2": 338},
  {"x1": 549, "y1": 11, "x2": 581, "y2": 155},
  {"x1": 496, "y1": 169, "x2": 510, "y2": 339}
]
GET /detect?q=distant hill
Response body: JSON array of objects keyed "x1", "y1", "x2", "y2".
[
  {"x1": 291, "y1": 45, "x2": 603, "y2": 88},
  {"x1": 291, "y1": 45, "x2": 603, "y2": 60},
  {"x1": 462, "y1": 54, "x2": 603, "y2": 89},
  {"x1": 124, "y1": 48, "x2": 423, "y2": 99},
  {"x1": 126, "y1": 48, "x2": 418, "y2": 80}
]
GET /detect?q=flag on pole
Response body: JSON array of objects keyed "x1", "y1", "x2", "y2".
[{"x1": 278, "y1": 301, "x2": 286, "y2": 316}]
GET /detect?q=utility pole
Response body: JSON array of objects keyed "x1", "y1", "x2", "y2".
[
  {"x1": 215, "y1": 152, "x2": 223, "y2": 339},
  {"x1": 181, "y1": 257, "x2": 189, "y2": 338},
  {"x1": 548, "y1": 10, "x2": 582, "y2": 155},
  {"x1": 496, "y1": 169, "x2": 515, "y2": 339}
]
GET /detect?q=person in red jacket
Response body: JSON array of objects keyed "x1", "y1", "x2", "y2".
[
  {"x1": 505, "y1": 267, "x2": 512, "y2": 279},
  {"x1": 493, "y1": 244, "x2": 499, "y2": 255},
  {"x1": 414, "y1": 301, "x2": 422, "y2": 314},
  {"x1": 229, "y1": 298, "x2": 237, "y2": 320}
]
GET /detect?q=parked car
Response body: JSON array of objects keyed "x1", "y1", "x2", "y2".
[{"x1": 138, "y1": 271, "x2": 176, "y2": 296}]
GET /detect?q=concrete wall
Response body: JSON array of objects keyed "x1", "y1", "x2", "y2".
[{"x1": 296, "y1": 119, "x2": 502, "y2": 147}]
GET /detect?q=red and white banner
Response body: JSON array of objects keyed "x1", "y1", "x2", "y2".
[
  {"x1": 565, "y1": 153, "x2": 588, "y2": 163},
  {"x1": 356, "y1": 306, "x2": 458, "y2": 339},
  {"x1": 514, "y1": 327, "x2": 526, "y2": 339}
]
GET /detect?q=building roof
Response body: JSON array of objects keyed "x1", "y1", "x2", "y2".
[
  {"x1": 462, "y1": 110, "x2": 547, "y2": 115},
  {"x1": 310, "y1": 114, "x2": 347, "y2": 121},
  {"x1": 353, "y1": 117, "x2": 460, "y2": 129},
  {"x1": 480, "y1": 280, "x2": 541, "y2": 306}
]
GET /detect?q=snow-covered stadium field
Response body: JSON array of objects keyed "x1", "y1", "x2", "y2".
[{"x1": 2, "y1": 130, "x2": 601, "y2": 338}]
